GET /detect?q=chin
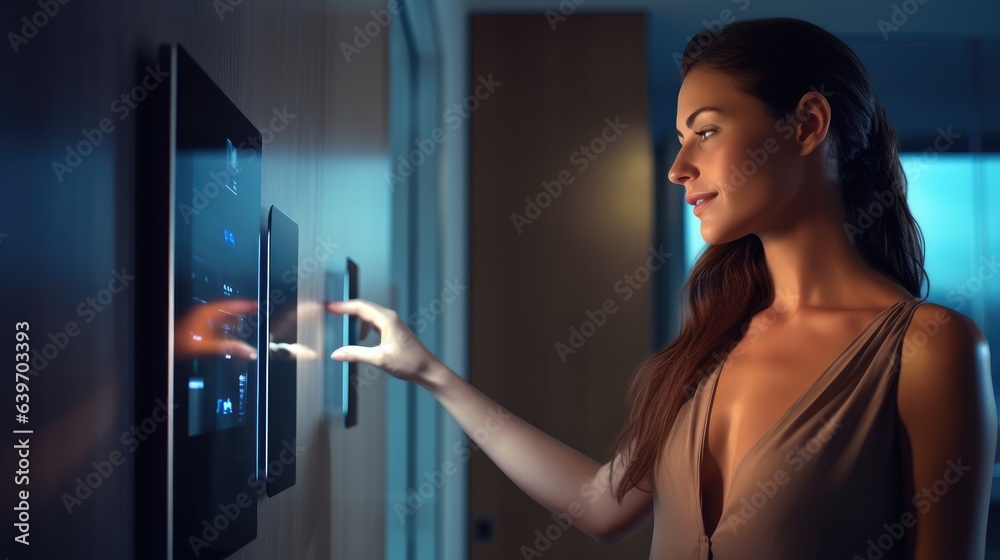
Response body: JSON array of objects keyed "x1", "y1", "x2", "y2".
[{"x1": 698, "y1": 222, "x2": 749, "y2": 246}]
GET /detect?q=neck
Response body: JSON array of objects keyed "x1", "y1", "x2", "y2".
[{"x1": 754, "y1": 179, "x2": 902, "y2": 312}]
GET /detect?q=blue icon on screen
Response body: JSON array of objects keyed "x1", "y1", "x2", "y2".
[{"x1": 216, "y1": 398, "x2": 234, "y2": 415}]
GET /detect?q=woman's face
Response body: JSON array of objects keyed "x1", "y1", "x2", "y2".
[{"x1": 669, "y1": 66, "x2": 813, "y2": 245}]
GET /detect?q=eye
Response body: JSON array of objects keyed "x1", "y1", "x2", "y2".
[
  {"x1": 677, "y1": 128, "x2": 718, "y2": 146},
  {"x1": 697, "y1": 128, "x2": 717, "y2": 142}
]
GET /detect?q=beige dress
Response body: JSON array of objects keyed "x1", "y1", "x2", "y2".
[{"x1": 651, "y1": 298, "x2": 927, "y2": 559}]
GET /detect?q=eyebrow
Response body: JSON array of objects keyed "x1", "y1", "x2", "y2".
[{"x1": 676, "y1": 106, "x2": 725, "y2": 138}]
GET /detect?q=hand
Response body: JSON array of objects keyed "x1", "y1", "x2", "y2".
[
  {"x1": 326, "y1": 298, "x2": 440, "y2": 384},
  {"x1": 175, "y1": 299, "x2": 258, "y2": 360}
]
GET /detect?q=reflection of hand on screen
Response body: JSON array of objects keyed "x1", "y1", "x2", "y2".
[
  {"x1": 175, "y1": 298, "x2": 258, "y2": 360},
  {"x1": 268, "y1": 341, "x2": 317, "y2": 360}
]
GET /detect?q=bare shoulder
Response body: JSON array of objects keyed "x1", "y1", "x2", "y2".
[
  {"x1": 897, "y1": 302, "x2": 991, "y2": 411},
  {"x1": 898, "y1": 302, "x2": 990, "y2": 390}
]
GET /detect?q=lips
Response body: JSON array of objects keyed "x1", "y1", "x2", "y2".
[{"x1": 685, "y1": 192, "x2": 718, "y2": 206}]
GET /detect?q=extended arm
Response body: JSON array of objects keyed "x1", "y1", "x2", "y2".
[
  {"x1": 327, "y1": 298, "x2": 655, "y2": 545},
  {"x1": 420, "y1": 361, "x2": 655, "y2": 545}
]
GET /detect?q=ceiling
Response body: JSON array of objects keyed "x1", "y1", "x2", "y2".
[{"x1": 465, "y1": 0, "x2": 1000, "y2": 41}]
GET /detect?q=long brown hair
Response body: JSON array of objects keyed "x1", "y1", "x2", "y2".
[{"x1": 608, "y1": 17, "x2": 928, "y2": 503}]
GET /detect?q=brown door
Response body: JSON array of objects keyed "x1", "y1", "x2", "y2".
[{"x1": 469, "y1": 13, "x2": 656, "y2": 560}]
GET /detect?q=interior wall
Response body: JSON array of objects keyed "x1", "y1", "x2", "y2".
[{"x1": 0, "y1": 1, "x2": 393, "y2": 558}]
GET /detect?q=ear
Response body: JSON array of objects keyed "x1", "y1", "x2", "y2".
[{"x1": 791, "y1": 90, "x2": 832, "y2": 157}]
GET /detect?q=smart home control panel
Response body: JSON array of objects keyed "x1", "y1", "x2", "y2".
[
  {"x1": 261, "y1": 205, "x2": 298, "y2": 496},
  {"x1": 136, "y1": 44, "x2": 261, "y2": 560}
]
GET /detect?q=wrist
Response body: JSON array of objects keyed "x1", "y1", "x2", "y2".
[{"x1": 418, "y1": 359, "x2": 454, "y2": 396}]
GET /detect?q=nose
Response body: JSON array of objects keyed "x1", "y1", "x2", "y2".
[{"x1": 667, "y1": 149, "x2": 698, "y2": 185}]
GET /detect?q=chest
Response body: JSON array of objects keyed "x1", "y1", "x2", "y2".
[
  {"x1": 698, "y1": 313, "x2": 881, "y2": 532},
  {"x1": 702, "y1": 340, "x2": 837, "y2": 486}
]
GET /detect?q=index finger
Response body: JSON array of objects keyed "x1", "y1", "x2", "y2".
[{"x1": 326, "y1": 298, "x2": 392, "y2": 332}]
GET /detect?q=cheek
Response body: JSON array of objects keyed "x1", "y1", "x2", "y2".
[
  {"x1": 760, "y1": 143, "x2": 805, "y2": 196},
  {"x1": 717, "y1": 135, "x2": 800, "y2": 199},
  {"x1": 706, "y1": 142, "x2": 772, "y2": 201}
]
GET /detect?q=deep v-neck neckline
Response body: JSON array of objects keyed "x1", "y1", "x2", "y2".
[{"x1": 694, "y1": 298, "x2": 914, "y2": 539}]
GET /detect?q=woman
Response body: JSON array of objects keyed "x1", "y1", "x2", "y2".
[{"x1": 328, "y1": 17, "x2": 996, "y2": 559}]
